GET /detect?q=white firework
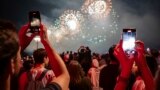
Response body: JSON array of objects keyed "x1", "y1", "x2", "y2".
[
  {"x1": 81, "y1": 0, "x2": 112, "y2": 19},
  {"x1": 59, "y1": 10, "x2": 84, "y2": 35}
]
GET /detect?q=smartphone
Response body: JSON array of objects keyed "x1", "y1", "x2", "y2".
[
  {"x1": 29, "y1": 11, "x2": 41, "y2": 33},
  {"x1": 122, "y1": 29, "x2": 136, "y2": 55}
]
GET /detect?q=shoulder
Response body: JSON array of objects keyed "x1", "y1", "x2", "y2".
[
  {"x1": 41, "y1": 82, "x2": 62, "y2": 90},
  {"x1": 88, "y1": 68, "x2": 95, "y2": 72},
  {"x1": 19, "y1": 71, "x2": 28, "y2": 89},
  {"x1": 19, "y1": 71, "x2": 27, "y2": 78},
  {"x1": 45, "y1": 70, "x2": 55, "y2": 77},
  {"x1": 19, "y1": 71, "x2": 28, "y2": 81}
]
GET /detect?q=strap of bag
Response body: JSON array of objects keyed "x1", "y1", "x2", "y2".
[{"x1": 37, "y1": 69, "x2": 48, "y2": 81}]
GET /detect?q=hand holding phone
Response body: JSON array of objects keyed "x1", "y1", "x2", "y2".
[
  {"x1": 122, "y1": 28, "x2": 136, "y2": 55},
  {"x1": 29, "y1": 11, "x2": 41, "y2": 33}
]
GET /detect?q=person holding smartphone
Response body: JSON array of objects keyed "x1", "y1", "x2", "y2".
[
  {"x1": 0, "y1": 17, "x2": 69, "y2": 90},
  {"x1": 18, "y1": 22, "x2": 70, "y2": 90},
  {"x1": 28, "y1": 11, "x2": 41, "y2": 33},
  {"x1": 114, "y1": 29, "x2": 155, "y2": 90}
]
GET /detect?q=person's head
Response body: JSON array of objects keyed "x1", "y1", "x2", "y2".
[
  {"x1": 68, "y1": 60, "x2": 85, "y2": 84},
  {"x1": 23, "y1": 56, "x2": 34, "y2": 71},
  {"x1": 145, "y1": 55, "x2": 158, "y2": 77},
  {"x1": 64, "y1": 53, "x2": 69, "y2": 62},
  {"x1": 101, "y1": 53, "x2": 110, "y2": 65},
  {"x1": 132, "y1": 55, "x2": 158, "y2": 77},
  {"x1": 33, "y1": 48, "x2": 48, "y2": 65},
  {"x1": 0, "y1": 20, "x2": 20, "y2": 88},
  {"x1": 108, "y1": 45, "x2": 118, "y2": 63},
  {"x1": 70, "y1": 51, "x2": 72, "y2": 54},
  {"x1": 150, "y1": 49, "x2": 159, "y2": 58},
  {"x1": 91, "y1": 59, "x2": 99, "y2": 68}
]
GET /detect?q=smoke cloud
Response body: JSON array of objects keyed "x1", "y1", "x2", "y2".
[{"x1": 24, "y1": 0, "x2": 160, "y2": 54}]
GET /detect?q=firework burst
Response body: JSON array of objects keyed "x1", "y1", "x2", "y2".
[
  {"x1": 59, "y1": 10, "x2": 84, "y2": 35},
  {"x1": 81, "y1": 0, "x2": 112, "y2": 19}
]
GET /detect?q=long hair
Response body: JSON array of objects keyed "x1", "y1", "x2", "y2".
[
  {"x1": 68, "y1": 60, "x2": 85, "y2": 84},
  {"x1": 0, "y1": 20, "x2": 19, "y2": 76},
  {"x1": 0, "y1": 20, "x2": 19, "y2": 90}
]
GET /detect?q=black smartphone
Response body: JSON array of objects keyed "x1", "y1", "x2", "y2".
[
  {"x1": 122, "y1": 28, "x2": 136, "y2": 55},
  {"x1": 29, "y1": 11, "x2": 41, "y2": 33}
]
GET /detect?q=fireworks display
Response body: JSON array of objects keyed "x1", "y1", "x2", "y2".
[
  {"x1": 81, "y1": 0, "x2": 112, "y2": 19},
  {"x1": 59, "y1": 10, "x2": 84, "y2": 35},
  {"x1": 27, "y1": 0, "x2": 120, "y2": 53}
]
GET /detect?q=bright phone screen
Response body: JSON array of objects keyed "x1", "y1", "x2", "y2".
[{"x1": 122, "y1": 29, "x2": 136, "y2": 55}]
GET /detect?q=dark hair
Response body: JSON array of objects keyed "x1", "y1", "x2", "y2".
[
  {"x1": 23, "y1": 57, "x2": 34, "y2": 71},
  {"x1": 145, "y1": 55, "x2": 158, "y2": 77},
  {"x1": 108, "y1": 45, "x2": 118, "y2": 62},
  {"x1": 150, "y1": 49, "x2": 159, "y2": 58},
  {"x1": 101, "y1": 53, "x2": 110, "y2": 65},
  {"x1": 33, "y1": 48, "x2": 47, "y2": 64},
  {"x1": 0, "y1": 20, "x2": 19, "y2": 77}
]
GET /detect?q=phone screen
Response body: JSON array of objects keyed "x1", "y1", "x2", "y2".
[
  {"x1": 29, "y1": 11, "x2": 41, "y2": 32},
  {"x1": 30, "y1": 18, "x2": 40, "y2": 27},
  {"x1": 122, "y1": 29, "x2": 136, "y2": 55}
]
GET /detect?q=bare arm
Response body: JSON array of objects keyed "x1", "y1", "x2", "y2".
[
  {"x1": 135, "y1": 41, "x2": 155, "y2": 90},
  {"x1": 114, "y1": 40, "x2": 134, "y2": 90},
  {"x1": 114, "y1": 40, "x2": 155, "y2": 90},
  {"x1": 40, "y1": 25, "x2": 70, "y2": 90},
  {"x1": 18, "y1": 24, "x2": 37, "y2": 51}
]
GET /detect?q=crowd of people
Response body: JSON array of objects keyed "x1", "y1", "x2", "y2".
[{"x1": 0, "y1": 19, "x2": 160, "y2": 90}]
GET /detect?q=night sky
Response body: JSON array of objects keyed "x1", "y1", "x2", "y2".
[{"x1": 0, "y1": 0, "x2": 160, "y2": 53}]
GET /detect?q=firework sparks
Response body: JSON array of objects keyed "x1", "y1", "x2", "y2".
[
  {"x1": 81, "y1": 0, "x2": 112, "y2": 19},
  {"x1": 38, "y1": 0, "x2": 119, "y2": 53},
  {"x1": 59, "y1": 10, "x2": 84, "y2": 35}
]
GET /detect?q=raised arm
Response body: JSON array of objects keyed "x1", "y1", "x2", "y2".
[
  {"x1": 39, "y1": 25, "x2": 70, "y2": 90},
  {"x1": 18, "y1": 24, "x2": 37, "y2": 51},
  {"x1": 18, "y1": 24, "x2": 37, "y2": 90},
  {"x1": 114, "y1": 40, "x2": 134, "y2": 90},
  {"x1": 135, "y1": 41, "x2": 155, "y2": 90}
]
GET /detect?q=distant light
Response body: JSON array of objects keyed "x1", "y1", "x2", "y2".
[
  {"x1": 146, "y1": 47, "x2": 150, "y2": 52},
  {"x1": 34, "y1": 36, "x2": 41, "y2": 42}
]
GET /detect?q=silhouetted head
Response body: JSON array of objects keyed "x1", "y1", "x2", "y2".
[
  {"x1": 108, "y1": 45, "x2": 118, "y2": 62},
  {"x1": 33, "y1": 48, "x2": 48, "y2": 64},
  {"x1": 0, "y1": 20, "x2": 20, "y2": 86}
]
